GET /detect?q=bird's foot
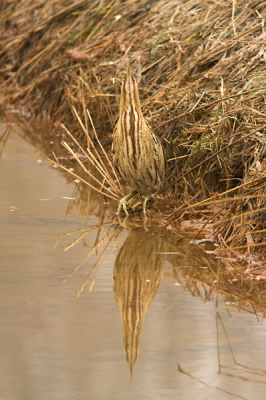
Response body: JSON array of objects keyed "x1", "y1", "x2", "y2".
[
  {"x1": 117, "y1": 213, "x2": 129, "y2": 227},
  {"x1": 117, "y1": 199, "x2": 129, "y2": 217},
  {"x1": 132, "y1": 201, "x2": 141, "y2": 210},
  {"x1": 117, "y1": 191, "x2": 138, "y2": 216}
]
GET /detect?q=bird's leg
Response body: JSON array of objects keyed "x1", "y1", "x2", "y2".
[
  {"x1": 143, "y1": 191, "x2": 159, "y2": 216},
  {"x1": 117, "y1": 190, "x2": 138, "y2": 216},
  {"x1": 143, "y1": 196, "x2": 150, "y2": 216}
]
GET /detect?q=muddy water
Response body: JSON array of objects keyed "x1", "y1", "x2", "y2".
[{"x1": 1, "y1": 122, "x2": 266, "y2": 400}]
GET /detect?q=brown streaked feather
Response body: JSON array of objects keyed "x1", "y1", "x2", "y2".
[{"x1": 112, "y1": 63, "x2": 165, "y2": 198}]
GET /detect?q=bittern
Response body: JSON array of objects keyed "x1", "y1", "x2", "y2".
[{"x1": 112, "y1": 62, "x2": 165, "y2": 216}]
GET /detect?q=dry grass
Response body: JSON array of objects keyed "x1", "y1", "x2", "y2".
[
  {"x1": 49, "y1": 106, "x2": 125, "y2": 203},
  {"x1": 1, "y1": 0, "x2": 266, "y2": 254}
]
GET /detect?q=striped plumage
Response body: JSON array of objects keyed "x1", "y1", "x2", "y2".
[
  {"x1": 112, "y1": 62, "x2": 165, "y2": 216},
  {"x1": 113, "y1": 227, "x2": 165, "y2": 376}
]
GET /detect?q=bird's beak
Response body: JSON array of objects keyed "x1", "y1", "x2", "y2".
[{"x1": 126, "y1": 60, "x2": 131, "y2": 80}]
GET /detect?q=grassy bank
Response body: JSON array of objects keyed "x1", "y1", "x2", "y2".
[{"x1": 1, "y1": 0, "x2": 266, "y2": 255}]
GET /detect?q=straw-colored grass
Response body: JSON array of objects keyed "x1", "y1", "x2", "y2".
[
  {"x1": 1, "y1": 0, "x2": 266, "y2": 254},
  {"x1": 49, "y1": 106, "x2": 124, "y2": 203}
]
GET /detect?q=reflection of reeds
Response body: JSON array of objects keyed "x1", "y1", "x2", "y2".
[
  {"x1": 54, "y1": 222, "x2": 122, "y2": 298},
  {"x1": 178, "y1": 311, "x2": 266, "y2": 399},
  {"x1": 113, "y1": 227, "x2": 165, "y2": 377},
  {"x1": 165, "y1": 230, "x2": 266, "y2": 318},
  {"x1": 55, "y1": 215, "x2": 266, "y2": 386},
  {"x1": 56, "y1": 213, "x2": 266, "y2": 320}
]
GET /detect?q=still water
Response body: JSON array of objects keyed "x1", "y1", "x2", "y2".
[{"x1": 1, "y1": 122, "x2": 266, "y2": 400}]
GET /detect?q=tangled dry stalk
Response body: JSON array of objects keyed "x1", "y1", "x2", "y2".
[{"x1": 1, "y1": 0, "x2": 266, "y2": 255}]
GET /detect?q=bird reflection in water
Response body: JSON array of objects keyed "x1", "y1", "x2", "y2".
[
  {"x1": 113, "y1": 227, "x2": 165, "y2": 377},
  {"x1": 57, "y1": 219, "x2": 165, "y2": 377}
]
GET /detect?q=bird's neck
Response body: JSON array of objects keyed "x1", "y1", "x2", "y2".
[{"x1": 120, "y1": 78, "x2": 141, "y2": 116}]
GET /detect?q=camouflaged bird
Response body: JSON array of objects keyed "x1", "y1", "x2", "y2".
[{"x1": 112, "y1": 62, "x2": 165, "y2": 216}]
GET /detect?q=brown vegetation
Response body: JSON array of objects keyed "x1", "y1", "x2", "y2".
[{"x1": 1, "y1": 0, "x2": 266, "y2": 255}]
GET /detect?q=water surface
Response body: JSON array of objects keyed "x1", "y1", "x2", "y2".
[{"x1": 1, "y1": 122, "x2": 266, "y2": 400}]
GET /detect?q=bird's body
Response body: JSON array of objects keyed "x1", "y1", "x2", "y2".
[{"x1": 112, "y1": 63, "x2": 165, "y2": 215}]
